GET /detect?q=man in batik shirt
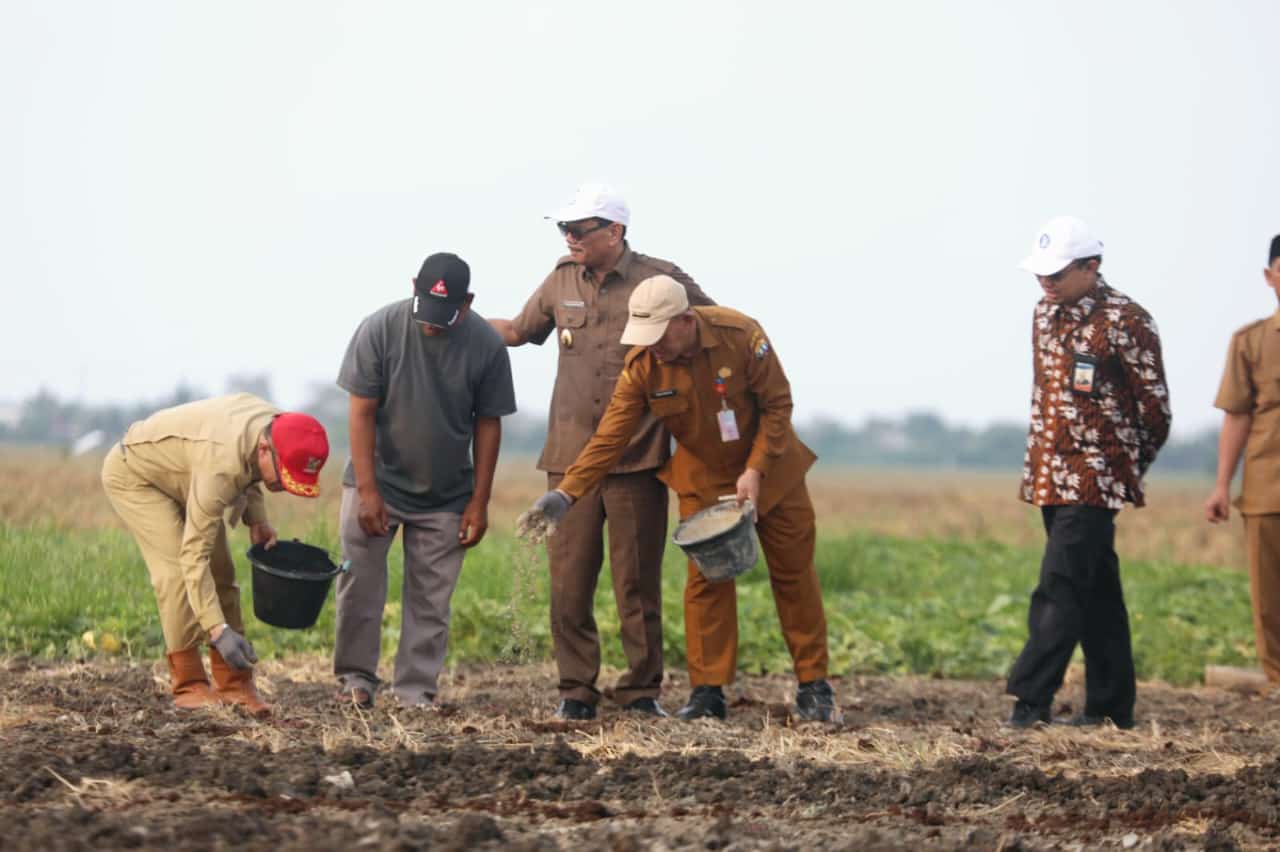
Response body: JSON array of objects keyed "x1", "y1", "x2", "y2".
[{"x1": 1005, "y1": 216, "x2": 1171, "y2": 730}]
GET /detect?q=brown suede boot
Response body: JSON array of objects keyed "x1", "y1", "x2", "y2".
[
  {"x1": 166, "y1": 648, "x2": 219, "y2": 710},
  {"x1": 209, "y1": 647, "x2": 271, "y2": 717}
]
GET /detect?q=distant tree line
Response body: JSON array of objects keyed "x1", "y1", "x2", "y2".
[{"x1": 0, "y1": 385, "x2": 1218, "y2": 476}]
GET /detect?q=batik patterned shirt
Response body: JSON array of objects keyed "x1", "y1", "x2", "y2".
[{"x1": 1019, "y1": 280, "x2": 1172, "y2": 509}]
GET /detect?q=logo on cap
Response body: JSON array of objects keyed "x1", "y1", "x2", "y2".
[
  {"x1": 632, "y1": 311, "x2": 652, "y2": 319},
  {"x1": 430, "y1": 279, "x2": 448, "y2": 298},
  {"x1": 1039, "y1": 233, "x2": 1051, "y2": 249},
  {"x1": 304, "y1": 456, "x2": 323, "y2": 474}
]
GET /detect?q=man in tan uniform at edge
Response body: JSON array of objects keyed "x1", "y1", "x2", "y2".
[
  {"x1": 1205, "y1": 234, "x2": 1280, "y2": 684},
  {"x1": 490, "y1": 183, "x2": 714, "y2": 720},
  {"x1": 101, "y1": 393, "x2": 330, "y2": 715},
  {"x1": 528, "y1": 275, "x2": 837, "y2": 723}
]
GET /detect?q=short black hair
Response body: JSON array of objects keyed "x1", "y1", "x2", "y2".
[{"x1": 1270, "y1": 235, "x2": 1279, "y2": 266}]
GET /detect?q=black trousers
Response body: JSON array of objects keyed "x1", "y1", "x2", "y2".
[{"x1": 1006, "y1": 505, "x2": 1135, "y2": 719}]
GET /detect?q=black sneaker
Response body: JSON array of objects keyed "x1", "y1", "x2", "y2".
[
  {"x1": 622, "y1": 697, "x2": 668, "y2": 717},
  {"x1": 555, "y1": 698, "x2": 596, "y2": 720},
  {"x1": 795, "y1": 679, "x2": 839, "y2": 722},
  {"x1": 1006, "y1": 699, "x2": 1051, "y2": 728},
  {"x1": 1060, "y1": 712, "x2": 1135, "y2": 730},
  {"x1": 675, "y1": 686, "x2": 726, "y2": 721}
]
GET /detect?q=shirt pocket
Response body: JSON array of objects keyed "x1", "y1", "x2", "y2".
[
  {"x1": 554, "y1": 306, "x2": 587, "y2": 356},
  {"x1": 649, "y1": 394, "x2": 691, "y2": 430},
  {"x1": 1258, "y1": 366, "x2": 1280, "y2": 414}
]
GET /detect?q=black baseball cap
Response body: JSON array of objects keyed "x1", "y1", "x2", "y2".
[
  {"x1": 412, "y1": 252, "x2": 471, "y2": 328},
  {"x1": 1270, "y1": 235, "x2": 1280, "y2": 267}
]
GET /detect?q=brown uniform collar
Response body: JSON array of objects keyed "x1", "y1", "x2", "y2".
[
  {"x1": 692, "y1": 306, "x2": 724, "y2": 350},
  {"x1": 584, "y1": 243, "x2": 633, "y2": 283}
]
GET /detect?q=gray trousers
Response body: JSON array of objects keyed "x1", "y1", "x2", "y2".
[{"x1": 334, "y1": 487, "x2": 466, "y2": 705}]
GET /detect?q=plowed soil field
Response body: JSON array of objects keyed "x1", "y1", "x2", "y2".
[{"x1": 2, "y1": 657, "x2": 1278, "y2": 851}]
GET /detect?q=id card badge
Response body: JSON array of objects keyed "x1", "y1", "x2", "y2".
[
  {"x1": 1071, "y1": 354, "x2": 1098, "y2": 395},
  {"x1": 717, "y1": 407, "x2": 740, "y2": 442}
]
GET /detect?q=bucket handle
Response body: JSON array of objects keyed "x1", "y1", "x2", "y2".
[{"x1": 716, "y1": 494, "x2": 757, "y2": 523}]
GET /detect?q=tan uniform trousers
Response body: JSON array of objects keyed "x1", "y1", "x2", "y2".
[
  {"x1": 680, "y1": 480, "x2": 829, "y2": 687},
  {"x1": 1245, "y1": 514, "x2": 1280, "y2": 682},
  {"x1": 546, "y1": 470, "x2": 668, "y2": 706},
  {"x1": 101, "y1": 444, "x2": 243, "y2": 651}
]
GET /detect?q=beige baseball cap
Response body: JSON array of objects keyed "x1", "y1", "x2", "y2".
[{"x1": 620, "y1": 275, "x2": 689, "y2": 346}]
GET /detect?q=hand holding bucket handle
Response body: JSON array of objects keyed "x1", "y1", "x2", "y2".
[{"x1": 718, "y1": 494, "x2": 757, "y2": 523}]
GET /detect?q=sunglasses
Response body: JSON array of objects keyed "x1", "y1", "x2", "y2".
[{"x1": 556, "y1": 220, "x2": 612, "y2": 240}]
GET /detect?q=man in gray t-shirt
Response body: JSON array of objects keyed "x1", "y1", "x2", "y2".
[{"x1": 334, "y1": 252, "x2": 516, "y2": 708}]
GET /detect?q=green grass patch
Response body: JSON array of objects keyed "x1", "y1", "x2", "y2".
[{"x1": 0, "y1": 521, "x2": 1255, "y2": 687}]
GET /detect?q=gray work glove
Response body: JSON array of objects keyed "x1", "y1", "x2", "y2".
[
  {"x1": 532, "y1": 489, "x2": 572, "y2": 524},
  {"x1": 212, "y1": 626, "x2": 258, "y2": 670}
]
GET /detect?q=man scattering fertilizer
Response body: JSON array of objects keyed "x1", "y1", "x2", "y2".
[
  {"x1": 101, "y1": 394, "x2": 330, "y2": 715},
  {"x1": 526, "y1": 275, "x2": 838, "y2": 723}
]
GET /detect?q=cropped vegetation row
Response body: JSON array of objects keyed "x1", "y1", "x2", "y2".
[{"x1": 0, "y1": 519, "x2": 1253, "y2": 687}]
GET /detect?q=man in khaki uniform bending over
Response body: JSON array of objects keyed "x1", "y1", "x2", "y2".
[
  {"x1": 101, "y1": 393, "x2": 330, "y2": 715},
  {"x1": 1206, "y1": 235, "x2": 1280, "y2": 683}
]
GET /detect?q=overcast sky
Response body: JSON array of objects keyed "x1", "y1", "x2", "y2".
[{"x1": 4, "y1": 1, "x2": 1277, "y2": 434}]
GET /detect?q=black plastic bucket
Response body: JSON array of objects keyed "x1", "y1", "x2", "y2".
[{"x1": 246, "y1": 540, "x2": 343, "y2": 630}]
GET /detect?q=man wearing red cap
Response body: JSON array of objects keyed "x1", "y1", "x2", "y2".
[{"x1": 101, "y1": 393, "x2": 330, "y2": 715}]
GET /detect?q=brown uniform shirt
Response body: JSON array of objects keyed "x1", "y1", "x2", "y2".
[
  {"x1": 1215, "y1": 311, "x2": 1280, "y2": 515},
  {"x1": 1019, "y1": 281, "x2": 1172, "y2": 509},
  {"x1": 512, "y1": 245, "x2": 714, "y2": 473},
  {"x1": 559, "y1": 306, "x2": 816, "y2": 516},
  {"x1": 120, "y1": 393, "x2": 277, "y2": 631}
]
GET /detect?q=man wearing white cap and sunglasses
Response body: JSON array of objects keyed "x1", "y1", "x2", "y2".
[
  {"x1": 1005, "y1": 216, "x2": 1171, "y2": 730},
  {"x1": 490, "y1": 183, "x2": 714, "y2": 720}
]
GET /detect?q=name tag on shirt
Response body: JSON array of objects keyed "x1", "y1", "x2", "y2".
[
  {"x1": 651, "y1": 389, "x2": 677, "y2": 399},
  {"x1": 562, "y1": 300, "x2": 585, "y2": 308},
  {"x1": 1071, "y1": 354, "x2": 1097, "y2": 395},
  {"x1": 717, "y1": 408, "x2": 740, "y2": 442}
]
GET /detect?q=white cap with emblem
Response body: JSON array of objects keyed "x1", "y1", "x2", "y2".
[{"x1": 1020, "y1": 215, "x2": 1104, "y2": 276}]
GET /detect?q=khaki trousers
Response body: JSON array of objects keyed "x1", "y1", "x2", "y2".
[
  {"x1": 546, "y1": 471, "x2": 668, "y2": 706},
  {"x1": 1245, "y1": 514, "x2": 1280, "y2": 682},
  {"x1": 100, "y1": 444, "x2": 243, "y2": 651},
  {"x1": 680, "y1": 480, "x2": 829, "y2": 687}
]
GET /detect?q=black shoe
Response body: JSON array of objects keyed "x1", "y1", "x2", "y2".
[
  {"x1": 795, "y1": 679, "x2": 839, "y2": 722},
  {"x1": 1006, "y1": 699, "x2": 1051, "y2": 728},
  {"x1": 675, "y1": 686, "x2": 726, "y2": 721},
  {"x1": 622, "y1": 697, "x2": 668, "y2": 717},
  {"x1": 555, "y1": 699, "x2": 596, "y2": 720},
  {"x1": 1060, "y1": 712, "x2": 1135, "y2": 730}
]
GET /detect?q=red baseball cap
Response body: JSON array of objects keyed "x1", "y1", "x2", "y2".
[{"x1": 271, "y1": 413, "x2": 329, "y2": 497}]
